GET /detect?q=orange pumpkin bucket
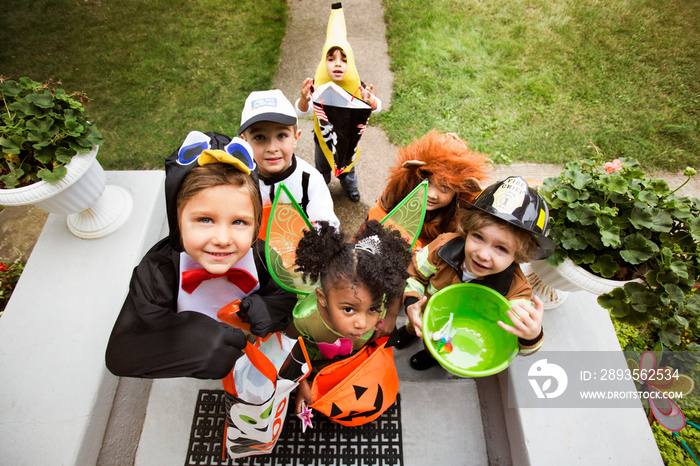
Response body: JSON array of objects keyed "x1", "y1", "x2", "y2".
[{"x1": 309, "y1": 336, "x2": 398, "y2": 426}]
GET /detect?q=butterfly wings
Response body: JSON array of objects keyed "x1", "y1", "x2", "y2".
[
  {"x1": 377, "y1": 179, "x2": 428, "y2": 250},
  {"x1": 265, "y1": 180, "x2": 428, "y2": 295},
  {"x1": 264, "y1": 183, "x2": 317, "y2": 295}
]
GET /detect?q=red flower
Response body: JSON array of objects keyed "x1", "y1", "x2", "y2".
[
  {"x1": 604, "y1": 159, "x2": 622, "y2": 173},
  {"x1": 0, "y1": 263, "x2": 8, "y2": 272}
]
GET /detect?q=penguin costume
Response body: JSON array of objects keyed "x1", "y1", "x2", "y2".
[{"x1": 105, "y1": 131, "x2": 297, "y2": 379}]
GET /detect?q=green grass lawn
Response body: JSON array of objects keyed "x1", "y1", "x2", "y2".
[
  {"x1": 2, "y1": 0, "x2": 696, "y2": 171},
  {"x1": 0, "y1": 0, "x2": 288, "y2": 172},
  {"x1": 380, "y1": 0, "x2": 699, "y2": 170}
]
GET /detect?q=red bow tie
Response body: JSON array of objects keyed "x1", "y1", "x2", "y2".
[{"x1": 181, "y1": 268, "x2": 258, "y2": 294}]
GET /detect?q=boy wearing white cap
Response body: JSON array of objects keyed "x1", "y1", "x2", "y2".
[{"x1": 239, "y1": 89, "x2": 339, "y2": 238}]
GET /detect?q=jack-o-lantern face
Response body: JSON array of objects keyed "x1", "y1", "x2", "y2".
[
  {"x1": 328, "y1": 383, "x2": 385, "y2": 423},
  {"x1": 310, "y1": 338, "x2": 398, "y2": 427}
]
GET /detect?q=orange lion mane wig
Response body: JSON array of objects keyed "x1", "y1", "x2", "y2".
[{"x1": 378, "y1": 130, "x2": 491, "y2": 244}]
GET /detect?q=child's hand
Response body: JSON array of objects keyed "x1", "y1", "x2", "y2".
[
  {"x1": 405, "y1": 296, "x2": 428, "y2": 339},
  {"x1": 372, "y1": 313, "x2": 396, "y2": 340},
  {"x1": 498, "y1": 296, "x2": 544, "y2": 341},
  {"x1": 361, "y1": 83, "x2": 377, "y2": 110},
  {"x1": 295, "y1": 379, "x2": 313, "y2": 414},
  {"x1": 300, "y1": 77, "x2": 313, "y2": 103},
  {"x1": 372, "y1": 298, "x2": 400, "y2": 340},
  {"x1": 297, "y1": 78, "x2": 314, "y2": 113}
]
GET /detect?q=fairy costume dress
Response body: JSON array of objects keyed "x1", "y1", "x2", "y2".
[{"x1": 265, "y1": 181, "x2": 428, "y2": 363}]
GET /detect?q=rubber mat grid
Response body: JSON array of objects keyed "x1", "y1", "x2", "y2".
[{"x1": 185, "y1": 390, "x2": 403, "y2": 466}]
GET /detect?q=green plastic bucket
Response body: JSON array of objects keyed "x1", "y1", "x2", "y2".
[{"x1": 422, "y1": 283, "x2": 518, "y2": 377}]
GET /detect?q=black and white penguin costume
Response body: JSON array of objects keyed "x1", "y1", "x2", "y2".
[{"x1": 105, "y1": 131, "x2": 296, "y2": 379}]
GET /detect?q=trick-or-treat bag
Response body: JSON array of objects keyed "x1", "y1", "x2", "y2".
[
  {"x1": 222, "y1": 333, "x2": 310, "y2": 459},
  {"x1": 310, "y1": 336, "x2": 398, "y2": 427}
]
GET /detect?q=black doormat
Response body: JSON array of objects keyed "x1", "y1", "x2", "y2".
[{"x1": 185, "y1": 390, "x2": 403, "y2": 466}]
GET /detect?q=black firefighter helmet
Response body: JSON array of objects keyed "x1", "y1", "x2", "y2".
[{"x1": 468, "y1": 176, "x2": 555, "y2": 260}]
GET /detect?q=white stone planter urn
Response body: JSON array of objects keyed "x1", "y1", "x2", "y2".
[
  {"x1": 522, "y1": 258, "x2": 642, "y2": 310},
  {"x1": 0, "y1": 146, "x2": 133, "y2": 239}
]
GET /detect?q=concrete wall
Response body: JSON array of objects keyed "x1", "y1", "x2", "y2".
[
  {"x1": 498, "y1": 290, "x2": 663, "y2": 465},
  {"x1": 0, "y1": 171, "x2": 166, "y2": 465}
]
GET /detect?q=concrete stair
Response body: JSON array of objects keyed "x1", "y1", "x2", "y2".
[{"x1": 130, "y1": 333, "x2": 489, "y2": 466}]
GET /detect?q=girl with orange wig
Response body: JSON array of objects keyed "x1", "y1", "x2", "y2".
[
  {"x1": 368, "y1": 130, "x2": 492, "y2": 250},
  {"x1": 368, "y1": 130, "x2": 492, "y2": 349}
]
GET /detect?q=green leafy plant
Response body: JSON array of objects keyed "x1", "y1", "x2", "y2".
[
  {"x1": 539, "y1": 155, "x2": 700, "y2": 352},
  {"x1": 0, "y1": 257, "x2": 25, "y2": 315},
  {"x1": 0, "y1": 77, "x2": 102, "y2": 189}
]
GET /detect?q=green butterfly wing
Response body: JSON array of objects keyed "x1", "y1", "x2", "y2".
[
  {"x1": 265, "y1": 183, "x2": 318, "y2": 295},
  {"x1": 378, "y1": 179, "x2": 428, "y2": 249}
]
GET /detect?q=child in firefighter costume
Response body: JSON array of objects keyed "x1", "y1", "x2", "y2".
[
  {"x1": 105, "y1": 131, "x2": 297, "y2": 379},
  {"x1": 402, "y1": 176, "x2": 556, "y2": 370},
  {"x1": 295, "y1": 2, "x2": 382, "y2": 202},
  {"x1": 369, "y1": 130, "x2": 493, "y2": 350}
]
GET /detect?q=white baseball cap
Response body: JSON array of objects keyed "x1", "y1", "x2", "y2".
[{"x1": 238, "y1": 89, "x2": 298, "y2": 135}]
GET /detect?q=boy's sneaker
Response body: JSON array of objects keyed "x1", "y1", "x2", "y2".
[
  {"x1": 393, "y1": 325, "x2": 419, "y2": 349},
  {"x1": 409, "y1": 349, "x2": 439, "y2": 370},
  {"x1": 347, "y1": 188, "x2": 361, "y2": 202}
]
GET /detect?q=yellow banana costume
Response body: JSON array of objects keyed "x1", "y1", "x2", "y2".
[
  {"x1": 313, "y1": 3, "x2": 366, "y2": 177},
  {"x1": 313, "y1": 4, "x2": 361, "y2": 93}
]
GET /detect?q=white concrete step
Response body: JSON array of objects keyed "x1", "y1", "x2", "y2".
[{"x1": 132, "y1": 349, "x2": 488, "y2": 466}]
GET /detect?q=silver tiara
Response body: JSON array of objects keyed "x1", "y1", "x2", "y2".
[{"x1": 355, "y1": 235, "x2": 381, "y2": 255}]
